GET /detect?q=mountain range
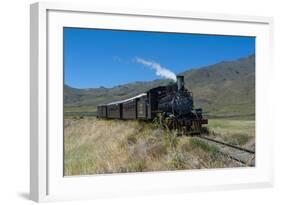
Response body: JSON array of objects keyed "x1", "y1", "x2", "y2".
[{"x1": 64, "y1": 54, "x2": 255, "y2": 118}]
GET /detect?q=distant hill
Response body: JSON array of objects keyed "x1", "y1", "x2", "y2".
[{"x1": 64, "y1": 55, "x2": 255, "y2": 118}]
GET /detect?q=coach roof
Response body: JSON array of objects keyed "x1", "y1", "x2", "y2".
[{"x1": 104, "y1": 93, "x2": 147, "y2": 106}]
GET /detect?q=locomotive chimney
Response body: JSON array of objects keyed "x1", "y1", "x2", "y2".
[{"x1": 177, "y1": 75, "x2": 184, "y2": 91}]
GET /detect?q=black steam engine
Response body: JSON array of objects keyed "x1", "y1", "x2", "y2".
[{"x1": 97, "y1": 76, "x2": 208, "y2": 134}]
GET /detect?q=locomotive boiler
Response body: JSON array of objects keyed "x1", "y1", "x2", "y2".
[{"x1": 97, "y1": 75, "x2": 208, "y2": 134}]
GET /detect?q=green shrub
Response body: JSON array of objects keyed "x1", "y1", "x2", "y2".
[{"x1": 189, "y1": 138, "x2": 220, "y2": 159}]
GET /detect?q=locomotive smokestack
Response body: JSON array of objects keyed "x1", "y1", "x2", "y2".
[{"x1": 177, "y1": 75, "x2": 184, "y2": 91}]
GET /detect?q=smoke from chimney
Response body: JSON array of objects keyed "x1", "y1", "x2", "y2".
[{"x1": 135, "y1": 57, "x2": 177, "y2": 82}]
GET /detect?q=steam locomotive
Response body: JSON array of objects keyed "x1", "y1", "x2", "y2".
[{"x1": 97, "y1": 76, "x2": 208, "y2": 134}]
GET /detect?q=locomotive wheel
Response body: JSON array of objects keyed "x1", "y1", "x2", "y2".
[
  {"x1": 155, "y1": 113, "x2": 203, "y2": 136},
  {"x1": 163, "y1": 115, "x2": 179, "y2": 131}
]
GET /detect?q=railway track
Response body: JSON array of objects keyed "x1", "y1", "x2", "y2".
[{"x1": 193, "y1": 135, "x2": 255, "y2": 166}]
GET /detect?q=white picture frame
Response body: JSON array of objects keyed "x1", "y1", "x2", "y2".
[{"x1": 30, "y1": 2, "x2": 274, "y2": 202}]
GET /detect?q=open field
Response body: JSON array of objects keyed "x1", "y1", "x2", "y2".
[
  {"x1": 207, "y1": 119, "x2": 255, "y2": 150},
  {"x1": 64, "y1": 117, "x2": 255, "y2": 176}
]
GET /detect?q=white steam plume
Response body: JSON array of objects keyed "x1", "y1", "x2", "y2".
[{"x1": 135, "y1": 57, "x2": 177, "y2": 82}]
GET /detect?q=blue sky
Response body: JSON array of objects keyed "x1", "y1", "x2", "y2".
[{"x1": 64, "y1": 28, "x2": 255, "y2": 88}]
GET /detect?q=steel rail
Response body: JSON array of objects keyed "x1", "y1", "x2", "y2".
[
  {"x1": 193, "y1": 135, "x2": 255, "y2": 166},
  {"x1": 196, "y1": 135, "x2": 255, "y2": 154}
]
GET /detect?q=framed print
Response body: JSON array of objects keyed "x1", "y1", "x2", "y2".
[{"x1": 30, "y1": 2, "x2": 274, "y2": 202}]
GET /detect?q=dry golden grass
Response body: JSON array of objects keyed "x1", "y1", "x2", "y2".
[{"x1": 64, "y1": 117, "x2": 246, "y2": 176}]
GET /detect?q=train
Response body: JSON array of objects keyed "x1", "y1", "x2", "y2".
[{"x1": 97, "y1": 75, "x2": 208, "y2": 134}]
